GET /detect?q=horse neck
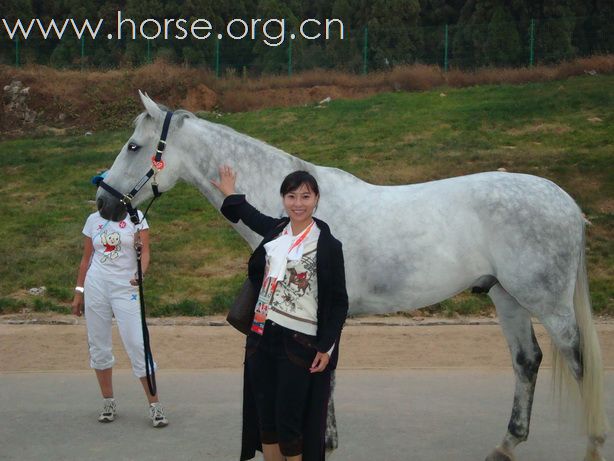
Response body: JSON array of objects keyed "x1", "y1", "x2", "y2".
[{"x1": 178, "y1": 118, "x2": 311, "y2": 216}]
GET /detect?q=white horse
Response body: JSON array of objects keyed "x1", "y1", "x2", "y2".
[{"x1": 96, "y1": 92, "x2": 609, "y2": 461}]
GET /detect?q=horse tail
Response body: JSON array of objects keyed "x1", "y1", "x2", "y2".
[{"x1": 552, "y1": 223, "x2": 609, "y2": 438}]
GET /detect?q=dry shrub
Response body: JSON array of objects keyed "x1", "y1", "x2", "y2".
[
  {"x1": 386, "y1": 64, "x2": 446, "y2": 91},
  {"x1": 222, "y1": 84, "x2": 379, "y2": 112},
  {"x1": 222, "y1": 89, "x2": 272, "y2": 112},
  {"x1": 555, "y1": 55, "x2": 614, "y2": 78},
  {"x1": 283, "y1": 69, "x2": 361, "y2": 89},
  {"x1": 231, "y1": 65, "x2": 444, "y2": 94},
  {"x1": 240, "y1": 69, "x2": 360, "y2": 91},
  {"x1": 0, "y1": 58, "x2": 222, "y2": 132},
  {"x1": 182, "y1": 84, "x2": 218, "y2": 112},
  {"x1": 131, "y1": 60, "x2": 214, "y2": 106},
  {"x1": 1, "y1": 55, "x2": 613, "y2": 133},
  {"x1": 445, "y1": 55, "x2": 614, "y2": 88}
]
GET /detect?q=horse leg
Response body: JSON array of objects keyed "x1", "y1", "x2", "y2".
[
  {"x1": 325, "y1": 370, "x2": 339, "y2": 451},
  {"x1": 485, "y1": 283, "x2": 543, "y2": 461}
]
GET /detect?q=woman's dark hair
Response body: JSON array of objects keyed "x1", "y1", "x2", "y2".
[{"x1": 280, "y1": 170, "x2": 319, "y2": 196}]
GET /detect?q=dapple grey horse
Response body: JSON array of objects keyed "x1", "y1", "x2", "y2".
[{"x1": 96, "y1": 92, "x2": 609, "y2": 461}]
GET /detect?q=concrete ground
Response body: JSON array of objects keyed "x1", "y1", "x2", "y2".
[{"x1": 1, "y1": 369, "x2": 612, "y2": 461}]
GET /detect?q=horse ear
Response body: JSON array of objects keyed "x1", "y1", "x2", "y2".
[{"x1": 138, "y1": 90, "x2": 163, "y2": 120}]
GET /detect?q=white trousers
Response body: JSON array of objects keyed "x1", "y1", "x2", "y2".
[{"x1": 84, "y1": 275, "x2": 157, "y2": 378}]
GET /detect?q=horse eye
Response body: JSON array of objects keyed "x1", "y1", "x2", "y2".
[{"x1": 127, "y1": 142, "x2": 140, "y2": 152}]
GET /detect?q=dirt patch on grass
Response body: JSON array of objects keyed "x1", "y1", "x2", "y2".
[
  {"x1": 181, "y1": 84, "x2": 218, "y2": 112},
  {"x1": 194, "y1": 256, "x2": 245, "y2": 278},
  {"x1": 221, "y1": 85, "x2": 380, "y2": 112},
  {"x1": 596, "y1": 198, "x2": 614, "y2": 215},
  {"x1": 506, "y1": 122, "x2": 572, "y2": 136}
]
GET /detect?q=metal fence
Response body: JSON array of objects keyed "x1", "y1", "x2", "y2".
[{"x1": 1, "y1": 16, "x2": 612, "y2": 75}]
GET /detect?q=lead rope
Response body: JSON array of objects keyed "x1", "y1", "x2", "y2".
[
  {"x1": 135, "y1": 229, "x2": 157, "y2": 396},
  {"x1": 131, "y1": 171, "x2": 161, "y2": 396}
]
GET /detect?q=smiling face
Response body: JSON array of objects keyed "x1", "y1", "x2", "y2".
[{"x1": 282, "y1": 183, "x2": 319, "y2": 229}]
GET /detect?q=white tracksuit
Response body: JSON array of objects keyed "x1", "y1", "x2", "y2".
[{"x1": 82, "y1": 211, "x2": 157, "y2": 378}]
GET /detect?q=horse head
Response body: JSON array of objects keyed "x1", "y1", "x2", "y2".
[{"x1": 96, "y1": 91, "x2": 193, "y2": 221}]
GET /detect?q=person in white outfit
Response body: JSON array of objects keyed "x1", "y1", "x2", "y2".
[{"x1": 71, "y1": 171, "x2": 168, "y2": 428}]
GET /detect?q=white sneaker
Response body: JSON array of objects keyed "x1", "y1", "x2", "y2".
[
  {"x1": 98, "y1": 398, "x2": 116, "y2": 423},
  {"x1": 149, "y1": 402, "x2": 168, "y2": 428}
]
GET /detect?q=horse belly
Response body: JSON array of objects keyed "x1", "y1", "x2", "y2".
[
  {"x1": 323, "y1": 172, "x2": 583, "y2": 315},
  {"x1": 341, "y1": 205, "x2": 492, "y2": 314}
]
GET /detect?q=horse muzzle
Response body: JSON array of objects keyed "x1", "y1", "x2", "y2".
[{"x1": 96, "y1": 191, "x2": 128, "y2": 222}]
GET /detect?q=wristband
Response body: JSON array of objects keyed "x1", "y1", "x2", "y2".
[{"x1": 75, "y1": 286, "x2": 84, "y2": 293}]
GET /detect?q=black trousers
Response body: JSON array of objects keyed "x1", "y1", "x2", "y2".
[{"x1": 245, "y1": 321, "x2": 317, "y2": 457}]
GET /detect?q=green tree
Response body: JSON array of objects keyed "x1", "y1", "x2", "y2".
[
  {"x1": 171, "y1": 0, "x2": 225, "y2": 67},
  {"x1": 527, "y1": 0, "x2": 576, "y2": 63},
  {"x1": 417, "y1": 0, "x2": 465, "y2": 65},
  {"x1": 572, "y1": 0, "x2": 614, "y2": 56},
  {"x1": 217, "y1": 0, "x2": 258, "y2": 73},
  {"x1": 122, "y1": 0, "x2": 166, "y2": 64},
  {"x1": 484, "y1": 4, "x2": 522, "y2": 65},
  {"x1": 453, "y1": 0, "x2": 527, "y2": 68},
  {"x1": 366, "y1": 0, "x2": 421, "y2": 70},
  {"x1": 251, "y1": 0, "x2": 299, "y2": 74},
  {"x1": 2, "y1": 0, "x2": 611, "y2": 72},
  {"x1": 320, "y1": 0, "x2": 360, "y2": 71},
  {"x1": 0, "y1": 0, "x2": 35, "y2": 65}
]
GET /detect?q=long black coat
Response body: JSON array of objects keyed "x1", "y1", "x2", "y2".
[{"x1": 220, "y1": 194, "x2": 349, "y2": 461}]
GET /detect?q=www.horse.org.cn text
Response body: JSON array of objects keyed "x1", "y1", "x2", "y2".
[{"x1": 1, "y1": 12, "x2": 346, "y2": 47}]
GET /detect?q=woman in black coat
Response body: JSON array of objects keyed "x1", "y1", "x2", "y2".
[{"x1": 211, "y1": 166, "x2": 349, "y2": 461}]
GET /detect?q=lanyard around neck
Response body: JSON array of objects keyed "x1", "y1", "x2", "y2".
[{"x1": 285, "y1": 221, "x2": 315, "y2": 253}]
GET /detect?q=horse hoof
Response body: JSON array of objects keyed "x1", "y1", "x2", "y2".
[{"x1": 485, "y1": 447, "x2": 515, "y2": 461}]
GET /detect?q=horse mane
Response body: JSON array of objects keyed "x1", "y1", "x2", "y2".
[{"x1": 132, "y1": 106, "x2": 196, "y2": 127}]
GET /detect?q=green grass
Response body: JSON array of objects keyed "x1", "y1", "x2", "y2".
[
  {"x1": 1, "y1": 74, "x2": 612, "y2": 316},
  {"x1": 32, "y1": 297, "x2": 71, "y2": 314}
]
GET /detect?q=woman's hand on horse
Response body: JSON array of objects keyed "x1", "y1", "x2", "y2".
[
  {"x1": 71, "y1": 295, "x2": 84, "y2": 317},
  {"x1": 310, "y1": 351, "x2": 330, "y2": 373},
  {"x1": 210, "y1": 165, "x2": 237, "y2": 197}
]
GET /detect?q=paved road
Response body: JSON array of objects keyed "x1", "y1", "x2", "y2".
[{"x1": 1, "y1": 370, "x2": 612, "y2": 461}]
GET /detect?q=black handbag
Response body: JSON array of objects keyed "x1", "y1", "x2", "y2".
[{"x1": 226, "y1": 278, "x2": 258, "y2": 335}]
